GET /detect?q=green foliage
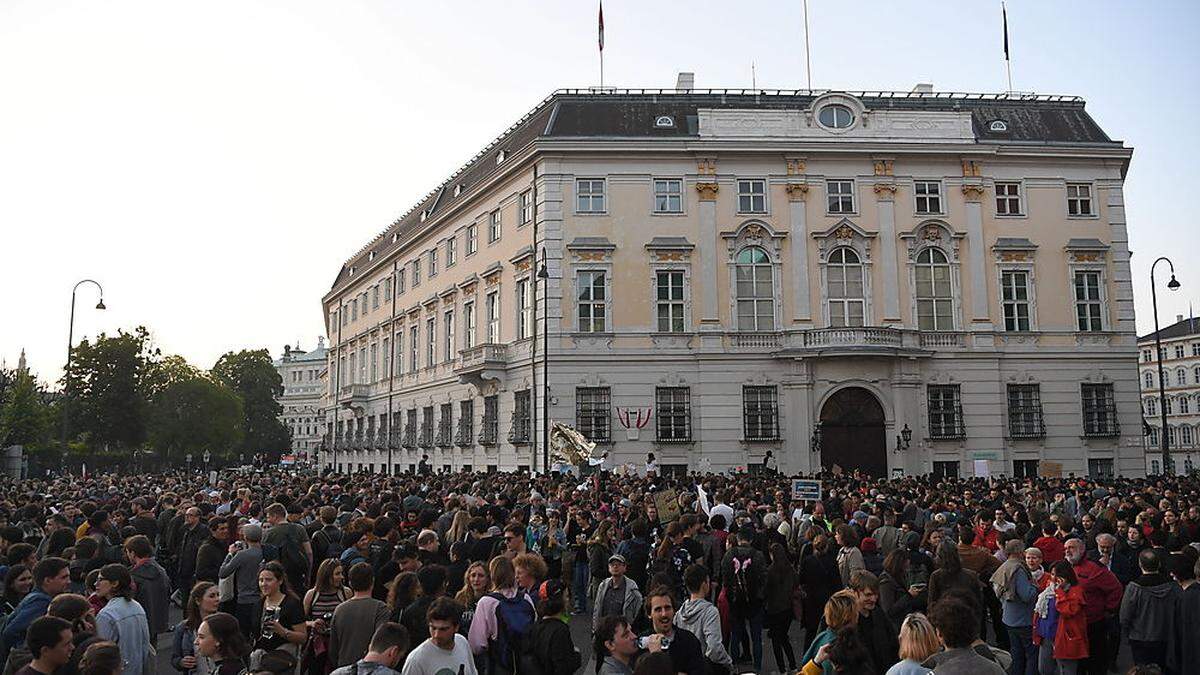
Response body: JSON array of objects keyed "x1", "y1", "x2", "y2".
[
  {"x1": 61, "y1": 326, "x2": 160, "y2": 451},
  {"x1": 212, "y1": 349, "x2": 291, "y2": 456},
  {"x1": 147, "y1": 375, "x2": 244, "y2": 462},
  {"x1": 0, "y1": 370, "x2": 53, "y2": 448}
]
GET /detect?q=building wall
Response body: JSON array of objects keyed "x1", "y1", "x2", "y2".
[
  {"x1": 1138, "y1": 330, "x2": 1200, "y2": 473},
  {"x1": 275, "y1": 348, "x2": 327, "y2": 457}
]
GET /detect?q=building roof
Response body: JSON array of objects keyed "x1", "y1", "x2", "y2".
[
  {"x1": 274, "y1": 344, "x2": 328, "y2": 367},
  {"x1": 1138, "y1": 315, "x2": 1200, "y2": 343},
  {"x1": 329, "y1": 88, "x2": 1125, "y2": 297}
]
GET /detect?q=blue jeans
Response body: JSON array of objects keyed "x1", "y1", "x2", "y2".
[
  {"x1": 572, "y1": 557, "x2": 589, "y2": 613},
  {"x1": 730, "y1": 608, "x2": 764, "y2": 671},
  {"x1": 1006, "y1": 624, "x2": 1037, "y2": 675}
]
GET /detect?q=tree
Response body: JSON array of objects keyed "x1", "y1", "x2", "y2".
[
  {"x1": 212, "y1": 349, "x2": 290, "y2": 457},
  {"x1": 147, "y1": 375, "x2": 244, "y2": 463},
  {"x1": 0, "y1": 370, "x2": 53, "y2": 448},
  {"x1": 61, "y1": 326, "x2": 161, "y2": 453}
]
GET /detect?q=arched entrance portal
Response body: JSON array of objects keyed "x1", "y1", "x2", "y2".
[{"x1": 819, "y1": 387, "x2": 888, "y2": 477}]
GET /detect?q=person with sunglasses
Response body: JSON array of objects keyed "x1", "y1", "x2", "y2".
[{"x1": 93, "y1": 564, "x2": 151, "y2": 675}]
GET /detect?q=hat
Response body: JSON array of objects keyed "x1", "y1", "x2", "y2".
[
  {"x1": 538, "y1": 578, "x2": 567, "y2": 602},
  {"x1": 608, "y1": 554, "x2": 627, "y2": 565},
  {"x1": 860, "y1": 537, "x2": 878, "y2": 553},
  {"x1": 619, "y1": 499, "x2": 633, "y2": 508}
]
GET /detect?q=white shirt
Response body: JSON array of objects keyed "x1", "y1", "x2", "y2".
[{"x1": 401, "y1": 634, "x2": 478, "y2": 675}]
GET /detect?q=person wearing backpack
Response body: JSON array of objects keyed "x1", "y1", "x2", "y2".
[
  {"x1": 720, "y1": 528, "x2": 766, "y2": 671},
  {"x1": 466, "y1": 557, "x2": 534, "y2": 675},
  {"x1": 218, "y1": 523, "x2": 264, "y2": 638},
  {"x1": 310, "y1": 507, "x2": 345, "y2": 577},
  {"x1": 522, "y1": 579, "x2": 581, "y2": 675},
  {"x1": 263, "y1": 503, "x2": 313, "y2": 598}
]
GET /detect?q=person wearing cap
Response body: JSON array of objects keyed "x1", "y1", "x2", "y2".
[
  {"x1": 593, "y1": 553, "x2": 643, "y2": 625},
  {"x1": 524, "y1": 579, "x2": 582, "y2": 675}
]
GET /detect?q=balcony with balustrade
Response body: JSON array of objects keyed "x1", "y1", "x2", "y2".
[
  {"x1": 455, "y1": 343, "x2": 509, "y2": 387},
  {"x1": 338, "y1": 384, "x2": 371, "y2": 410}
]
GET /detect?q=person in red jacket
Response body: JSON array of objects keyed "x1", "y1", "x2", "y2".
[
  {"x1": 973, "y1": 515, "x2": 1000, "y2": 553},
  {"x1": 1064, "y1": 538, "x2": 1122, "y2": 675},
  {"x1": 1032, "y1": 521, "x2": 1065, "y2": 565},
  {"x1": 1049, "y1": 561, "x2": 1089, "y2": 673}
]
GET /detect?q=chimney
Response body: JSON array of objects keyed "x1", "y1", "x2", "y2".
[
  {"x1": 911, "y1": 83, "x2": 933, "y2": 94},
  {"x1": 1178, "y1": 314, "x2": 1184, "y2": 324},
  {"x1": 676, "y1": 72, "x2": 694, "y2": 91}
]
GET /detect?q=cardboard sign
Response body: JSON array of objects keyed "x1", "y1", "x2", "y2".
[
  {"x1": 973, "y1": 459, "x2": 990, "y2": 478},
  {"x1": 1038, "y1": 461, "x2": 1063, "y2": 478},
  {"x1": 653, "y1": 488, "x2": 681, "y2": 524},
  {"x1": 791, "y1": 479, "x2": 822, "y2": 501}
]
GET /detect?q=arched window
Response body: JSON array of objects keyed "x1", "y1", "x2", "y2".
[
  {"x1": 735, "y1": 247, "x2": 775, "y2": 331},
  {"x1": 1194, "y1": 366, "x2": 1200, "y2": 384},
  {"x1": 1177, "y1": 368, "x2": 1188, "y2": 386},
  {"x1": 1168, "y1": 426, "x2": 1178, "y2": 447},
  {"x1": 1145, "y1": 398, "x2": 1157, "y2": 416},
  {"x1": 1145, "y1": 372, "x2": 1154, "y2": 389},
  {"x1": 1166, "y1": 398, "x2": 1174, "y2": 415},
  {"x1": 1148, "y1": 427, "x2": 1159, "y2": 447},
  {"x1": 1182, "y1": 396, "x2": 1192, "y2": 415},
  {"x1": 915, "y1": 248, "x2": 953, "y2": 330},
  {"x1": 1182, "y1": 425, "x2": 1194, "y2": 446},
  {"x1": 827, "y1": 247, "x2": 865, "y2": 327}
]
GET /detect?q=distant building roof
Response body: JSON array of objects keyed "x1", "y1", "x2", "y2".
[
  {"x1": 1138, "y1": 315, "x2": 1200, "y2": 343},
  {"x1": 274, "y1": 344, "x2": 328, "y2": 367},
  {"x1": 328, "y1": 89, "x2": 1125, "y2": 296}
]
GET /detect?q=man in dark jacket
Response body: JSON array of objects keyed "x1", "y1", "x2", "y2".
[
  {"x1": 720, "y1": 528, "x2": 766, "y2": 670},
  {"x1": 641, "y1": 586, "x2": 704, "y2": 675},
  {"x1": 173, "y1": 507, "x2": 207, "y2": 594},
  {"x1": 1119, "y1": 549, "x2": 1178, "y2": 669},
  {"x1": 848, "y1": 570, "x2": 899, "y2": 671},
  {"x1": 526, "y1": 579, "x2": 582, "y2": 675},
  {"x1": 194, "y1": 517, "x2": 229, "y2": 584},
  {"x1": 125, "y1": 534, "x2": 172, "y2": 637}
]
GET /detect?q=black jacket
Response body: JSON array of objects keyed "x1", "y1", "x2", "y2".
[
  {"x1": 525, "y1": 617, "x2": 582, "y2": 675},
  {"x1": 195, "y1": 536, "x2": 226, "y2": 584},
  {"x1": 857, "y1": 607, "x2": 898, "y2": 673}
]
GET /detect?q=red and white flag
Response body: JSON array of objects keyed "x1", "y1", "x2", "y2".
[{"x1": 598, "y1": 1, "x2": 604, "y2": 52}]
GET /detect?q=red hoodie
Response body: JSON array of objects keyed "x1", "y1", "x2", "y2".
[{"x1": 1033, "y1": 536, "x2": 1065, "y2": 564}]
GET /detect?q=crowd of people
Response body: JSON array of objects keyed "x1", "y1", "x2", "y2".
[{"x1": 0, "y1": 462, "x2": 1194, "y2": 675}]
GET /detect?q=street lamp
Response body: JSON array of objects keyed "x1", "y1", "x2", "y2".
[
  {"x1": 203, "y1": 450, "x2": 211, "y2": 471},
  {"x1": 185, "y1": 453, "x2": 193, "y2": 472},
  {"x1": 537, "y1": 249, "x2": 551, "y2": 472},
  {"x1": 895, "y1": 423, "x2": 912, "y2": 453},
  {"x1": 809, "y1": 421, "x2": 823, "y2": 454},
  {"x1": 1150, "y1": 257, "x2": 1181, "y2": 474},
  {"x1": 62, "y1": 280, "x2": 106, "y2": 454}
]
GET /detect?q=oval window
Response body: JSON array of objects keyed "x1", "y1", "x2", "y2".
[{"x1": 818, "y1": 104, "x2": 854, "y2": 129}]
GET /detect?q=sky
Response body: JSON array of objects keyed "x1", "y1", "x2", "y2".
[{"x1": 2, "y1": 0, "x2": 1198, "y2": 385}]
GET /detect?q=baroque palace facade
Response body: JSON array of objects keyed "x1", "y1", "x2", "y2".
[{"x1": 320, "y1": 85, "x2": 1142, "y2": 478}]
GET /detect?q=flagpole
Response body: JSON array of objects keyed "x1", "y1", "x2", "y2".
[
  {"x1": 803, "y1": 0, "x2": 812, "y2": 90},
  {"x1": 1003, "y1": 1, "x2": 1013, "y2": 94},
  {"x1": 598, "y1": 1, "x2": 605, "y2": 90}
]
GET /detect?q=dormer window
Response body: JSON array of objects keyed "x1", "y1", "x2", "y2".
[
  {"x1": 368, "y1": 252, "x2": 375, "y2": 261},
  {"x1": 454, "y1": 184, "x2": 464, "y2": 197},
  {"x1": 349, "y1": 266, "x2": 356, "y2": 276},
  {"x1": 818, "y1": 104, "x2": 854, "y2": 129},
  {"x1": 654, "y1": 115, "x2": 675, "y2": 128},
  {"x1": 496, "y1": 149, "x2": 507, "y2": 164},
  {"x1": 420, "y1": 210, "x2": 428, "y2": 223},
  {"x1": 989, "y1": 120, "x2": 1009, "y2": 133}
]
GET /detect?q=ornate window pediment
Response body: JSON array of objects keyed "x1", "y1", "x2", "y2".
[
  {"x1": 900, "y1": 220, "x2": 964, "y2": 262},
  {"x1": 721, "y1": 219, "x2": 786, "y2": 262},
  {"x1": 812, "y1": 219, "x2": 875, "y2": 263}
]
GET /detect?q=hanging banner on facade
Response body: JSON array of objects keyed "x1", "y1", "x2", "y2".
[
  {"x1": 653, "y1": 488, "x2": 681, "y2": 523},
  {"x1": 791, "y1": 479, "x2": 822, "y2": 501}
]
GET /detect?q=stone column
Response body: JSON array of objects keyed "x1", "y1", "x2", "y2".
[
  {"x1": 786, "y1": 158, "x2": 813, "y2": 326},
  {"x1": 961, "y1": 180, "x2": 992, "y2": 330},
  {"x1": 695, "y1": 159, "x2": 722, "y2": 349},
  {"x1": 873, "y1": 160, "x2": 901, "y2": 325}
]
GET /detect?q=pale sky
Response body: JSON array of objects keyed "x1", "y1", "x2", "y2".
[{"x1": 3, "y1": 0, "x2": 1198, "y2": 385}]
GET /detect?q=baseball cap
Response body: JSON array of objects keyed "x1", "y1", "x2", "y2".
[{"x1": 608, "y1": 554, "x2": 627, "y2": 565}]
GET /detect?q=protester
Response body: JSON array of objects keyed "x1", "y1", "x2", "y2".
[
  {"x1": 93, "y1": 564, "x2": 151, "y2": 675},
  {"x1": 122, "y1": 535, "x2": 170, "y2": 639},
  {"x1": 329, "y1": 562, "x2": 389, "y2": 668},
  {"x1": 673, "y1": 564, "x2": 730, "y2": 674},
  {"x1": 171, "y1": 582, "x2": 220, "y2": 675},
  {"x1": 593, "y1": 554, "x2": 643, "y2": 626},
  {"x1": 925, "y1": 598, "x2": 1005, "y2": 675},
  {"x1": 329, "y1": 622, "x2": 409, "y2": 675},
  {"x1": 885, "y1": 613, "x2": 939, "y2": 675},
  {"x1": 401, "y1": 598, "x2": 475, "y2": 675},
  {"x1": 524, "y1": 579, "x2": 582, "y2": 674},
  {"x1": 18, "y1": 616, "x2": 74, "y2": 675},
  {"x1": 640, "y1": 586, "x2": 704, "y2": 675},
  {"x1": 77, "y1": 642, "x2": 122, "y2": 675},
  {"x1": 194, "y1": 612, "x2": 249, "y2": 675},
  {"x1": 1119, "y1": 549, "x2": 1177, "y2": 670}
]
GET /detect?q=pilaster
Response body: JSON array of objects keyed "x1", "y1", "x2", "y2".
[
  {"x1": 961, "y1": 168, "x2": 992, "y2": 330},
  {"x1": 786, "y1": 157, "x2": 813, "y2": 326},
  {"x1": 873, "y1": 159, "x2": 901, "y2": 325},
  {"x1": 695, "y1": 158, "x2": 723, "y2": 347}
]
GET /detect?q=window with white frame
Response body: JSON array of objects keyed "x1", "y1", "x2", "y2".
[
  {"x1": 1175, "y1": 345, "x2": 1185, "y2": 359},
  {"x1": 1066, "y1": 183, "x2": 1093, "y2": 216},
  {"x1": 1082, "y1": 383, "x2": 1119, "y2": 437},
  {"x1": 577, "y1": 270, "x2": 607, "y2": 332},
  {"x1": 383, "y1": 277, "x2": 391, "y2": 302},
  {"x1": 576, "y1": 387, "x2": 611, "y2": 442},
  {"x1": 576, "y1": 178, "x2": 606, "y2": 213},
  {"x1": 1178, "y1": 368, "x2": 1188, "y2": 386},
  {"x1": 1074, "y1": 271, "x2": 1104, "y2": 331},
  {"x1": 446, "y1": 237, "x2": 457, "y2": 267},
  {"x1": 1145, "y1": 372, "x2": 1154, "y2": 389},
  {"x1": 735, "y1": 247, "x2": 775, "y2": 331},
  {"x1": 1193, "y1": 343, "x2": 1200, "y2": 357},
  {"x1": 656, "y1": 271, "x2": 685, "y2": 332},
  {"x1": 358, "y1": 347, "x2": 366, "y2": 383},
  {"x1": 916, "y1": 248, "x2": 954, "y2": 330},
  {"x1": 488, "y1": 210, "x2": 501, "y2": 243},
  {"x1": 995, "y1": 182, "x2": 1022, "y2": 215},
  {"x1": 516, "y1": 278, "x2": 532, "y2": 340},
  {"x1": 743, "y1": 385, "x2": 780, "y2": 440},
  {"x1": 398, "y1": 268, "x2": 406, "y2": 295},
  {"x1": 394, "y1": 332, "x2": 403, "y2": 375},
  {"x1": 655, "y1": 387, "x2": 691, "y2": 442},
  {"x1": 372, "y1": 285, "x2": 380, "y2": 310},
  {"x1": 369, "y1": 343, "x2": 378, "y2": 382},
  {"x1": 429, "y1": 248, "x2": 438, "y2": 277},
  {"x1": 1166, "y1": 398, "x2": 1174, "y2": 415},
  {"x1": 412, "y1": 259, "x2": 421, "y2": 287},
  {"x1": 1001, "y1": 270, "x2": 1032, "y2": 331},
  {"x1": 737, "y1": 179, "x2": 767, "y2": 213},
  {"x1": 1183, "y1": 425, "x2": 1194, "y2": 446},
  {"x1": 827, "y1": 180, "x2": 855, "y2": 213},
  {"x1": 1194, "y1": 366, "x2": 1200, "y2": 384},
  {"x1": 654, "y1": 179, "x2": 683, "y2": 213},
  {"x1": 409, "y1": 326, "x2": 418, "y2": 374},
  {"x1": 1142, "y1": 349, "x2": 1152, "y2": 363},
  {"x1": 443, "y1": 310, "x2": 455, "y2": 362},
  {"x1": 351, "y1": 299, "x2": 358, "y2": 321},
  {"x1": 466, "y1": 224, "x2": 478, "y2": 255},
  {"x1": 914, "y1": 181, "x2": 942, "y2": 214},
  {"x1": 519, "y1": 190, "x2": 533, "y2": 226},
  {"x1": 827, "y1": 247, "x2": 865, "y2": 327},
  {"x1": 425, "y1": 317, "x2": 436, "y2": 367},
  {"x1": 464, "y1": 300, "x2": 476, "y2": 349},
  {"x1": 486, "y1": 292, "x2": 500, "y2": 343},
  {"x1": 1145, "y1": 398, "x2": 1157, "y2": 416},
  {"x1": 1181, "y1": 396, "x2": 1191, "y2": 414}
]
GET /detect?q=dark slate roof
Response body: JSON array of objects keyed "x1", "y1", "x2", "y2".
[
  {"x1": 1139, "y1": 316, "x2": 1200, "y2": 343},
  {"x1": 330, "y1": 89, "x2": 1121, "y2": 295}
]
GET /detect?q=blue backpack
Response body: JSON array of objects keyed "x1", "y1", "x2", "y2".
[{"x1": 488, "y1": 591, "x2": 535, "y2": 670}]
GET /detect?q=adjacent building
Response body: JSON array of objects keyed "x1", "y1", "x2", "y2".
[
  {"x1": 320, "y1": 81, "x2": 1143, "y2": 478},
  {"x1": 274, "y1": 339, "x2": 328, "y2": 460},
  {"x1": 1138, "y1": 315, "x2": 1200, "y2": 474}
]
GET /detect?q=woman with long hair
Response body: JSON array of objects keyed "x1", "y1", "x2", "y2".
[
  {"x1": 765, "y1": 542, "x2": 798, "y2": 673},
  {"x1": 172, "y1": 581, "x2": 220, "y2": 675},
  {"x1": 799, "y1": 534, "x2": 844, "y2": 644},
  {"x1": 254, "y1": 561, "x2": 307, "y2": 656},
  {"x1": 445, "y1": 511, "x2": 472, "y2": 546},
  {"x1": 1048, "y1": 560, "x2": 1088, "y2": 674},
  {"x1": 878, "y1": 549, "x2": 923, "y2": 623},
  {"x1": 94, "y1": 564, "x2": 152, "y2": 675},
  {"x1": 835, "y1": 524, "x2": 865, "y2": 586},
  {"x1": 386, "y1": 571, "x2": 422, "y2": 623},
  {"x1": 587, "y1": 521, "x2": 614, "y2": 603},
  {"x1": 927, "y1": 541, "x2": 980, "y2": 607},
  {"x1": 800, "y1": 590, "x2": 861, "y2": 675},
  {"x1": 454, "y1": 562, "x2": 490, "y2": 636},
  {"x1": 1, "y1": 564, "x2": 32, "y2": 614},
  {"x1": 300, "y1": 560, "x2": 349, "y2": 675},
  {"x1": 195, "y1": 612, "x2": 249, "y2": 675},
  {"x1": 79, "y1": 641, "x2": 123, "y2": 675},
  {"x1": 885, "y1": 613, "x2": 941, "y2": 675}
]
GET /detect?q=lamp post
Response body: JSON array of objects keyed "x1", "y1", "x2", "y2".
[
  {"x1": 62, "y1": 280, "x2": 106, "y2": 453},
  {"x1": 809, "y1": 422, "x2": 823, "y2": 454},
  {"x1": 186, "y1": 454, "x2": 193, "y2": 472},
  {"x1": 1150, "y1": 257, "x2": 1181, "y2": 474},
  {"x1": 537, "y1": 249, "x2": 551, "y2": 472},
  {"x1": 203, "y1": 450, "x2": 211, "y2": 472},
  {"x1": 895, "y1": 424, "x2": 912, "y2": 453}
]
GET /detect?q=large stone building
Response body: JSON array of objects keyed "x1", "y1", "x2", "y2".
[
  {"x1": 320, "y1": 83, "x2": 1143, "y2": 478},
  {"x1": 1139, "y1": 315, "x2": 1200, "y2": 474},
  {"x1": 274, "y1": 339, "x2": 328, "y2": 460}
]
